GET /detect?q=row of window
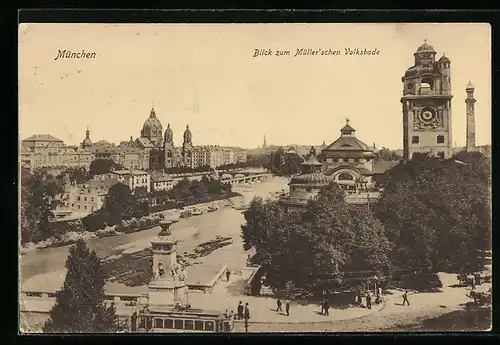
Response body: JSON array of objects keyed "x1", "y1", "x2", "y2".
[
  {"x1": 77, "y1": 196, "x2": 94, "y2": 202},
  {"x1": 71, "y1": 203, "x2": 96, "y2": 211},
  {"x1": 412, "y1": 135, "x2": 445, "y2": 144},
  {"x1": 138, "y1": 317, "x2": 232, "y2": 332},
  {"x1": 326, "y1": 158, "x2": 370, "y2": 164}
]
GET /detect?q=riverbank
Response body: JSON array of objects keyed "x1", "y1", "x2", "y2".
[
  {"x1": 21, "y1": 177, "x2": 289, "y2": 289},
  {"x1": 20, "y1": 192, "x2": 245, "y2": 254}
]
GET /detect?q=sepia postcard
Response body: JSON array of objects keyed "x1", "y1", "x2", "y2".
[{"x1": 19, "y1": 22, "x2": 492, "y2": 334}]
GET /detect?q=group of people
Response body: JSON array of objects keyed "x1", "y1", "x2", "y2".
[
  {"x1": 276, "y1": 299, "x2": 291, "y2": 316},
  {"x1": 222, "y1": 301, "x2": 250, "y2": 321},
  {"x1": 355, "y1": 287, "x2": 388, "y2": 309},
  {"x1": 218, "y1": 302, "x2": 251, "y2": 332}
]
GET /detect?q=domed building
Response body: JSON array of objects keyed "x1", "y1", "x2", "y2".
[
  {"x1": 318, "y1": 119, "x2": 400, "y2": 198},
  {"x1": 130, "y1": 106, "x2": 248, "y2": 171},
  {"x1": 81, "y1": 127, "x2": 93, "y2": 151},
  {"x1": 140, "y1": 107, "x2": 163, "y2": 147},
  {"x1": 280, "y1": 148, "x2": 330, "y2": 212}
]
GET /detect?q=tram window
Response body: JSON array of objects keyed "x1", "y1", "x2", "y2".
[
  {"x1": 184, "y1": 320, "x2": 194, "y2": 330},
  {"x1": 155, "y1": 319, "x2": 164, "y2": 328},
  {"x1": 174, "y1": 319, "x2": 184, "y2": 329},
  {"x1": 164, "y1": 319, "x2": 173, "y2": 329},
  {"x1": 204, "y1": 321, "x2": 215, "y2": 331},
  {"x1": 139, "y1": 317, "x2": 146, "y2": 328},
  {"x1": 223, "y1": 322, "x2": 231, "y2": 332},
  {"x1": 195, "y1": 320, "x2": 204, "y2": 331}
]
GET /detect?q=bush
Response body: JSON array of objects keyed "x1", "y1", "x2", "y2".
[{"x1": 401, "y1": 273, "x2": 443, "y2": 292}]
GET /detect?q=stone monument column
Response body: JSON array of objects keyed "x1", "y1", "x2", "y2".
[
  {"x1": 151, "y1": 220, "x2": 178, "y2": 276},
  {"x1": 148, "y1": 220, "x2": 189, "y2": 307}
]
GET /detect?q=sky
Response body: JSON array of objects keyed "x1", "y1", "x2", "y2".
[{"x1": 19, "y1": 23, "x2": 491, "y2": 149}]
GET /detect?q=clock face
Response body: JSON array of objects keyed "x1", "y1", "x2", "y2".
[{"x1": 419, "y1": 108, "x2": 436, "y2": 123}]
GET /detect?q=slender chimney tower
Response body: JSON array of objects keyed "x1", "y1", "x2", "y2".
[{"x1": 465, "y1": 81, "x2": 476, "y2": 152}]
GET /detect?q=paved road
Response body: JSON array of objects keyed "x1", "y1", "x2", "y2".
[{"x1": 232, "y1": 276, "x2": 488, "y2": 332}]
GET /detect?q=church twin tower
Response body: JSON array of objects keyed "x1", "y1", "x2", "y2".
[
  {"x1": 401, "y1": 41, "x2": 476, "y2": 160},
  {"x1": 140, "y1": 107, "x2": 194, "y2": 168}
]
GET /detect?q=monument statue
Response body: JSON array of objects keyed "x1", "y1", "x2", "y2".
[{"x1": 158, "y1": 220, "x2": 173, "y2": 236}]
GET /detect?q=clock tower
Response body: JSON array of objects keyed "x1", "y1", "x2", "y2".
[{"x1": 401, "y1": 41, "x2": 453, "y2": 160}]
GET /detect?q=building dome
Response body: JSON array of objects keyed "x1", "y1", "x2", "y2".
[
  {"x1": 466, "y1": 80, "x2": 475, "y2": 90},
  {"x1": 141, "y1": 107, "x2": 163, "y2": 138},
  {"x1": 290, "y1": 172, "x2": 330, "y2": 185},
  {"x1": 183, "y1": 125, "x2": 192, "y2": 143},
  {"x1": 438, "y1": 54, "x2": 450, "y2": 63},
  {"x1": 416, "y1": 40, "x2": 436, "y2": 54},
  {"x1": 82, "y1": 127, "x2": 93, "y2": 148}
]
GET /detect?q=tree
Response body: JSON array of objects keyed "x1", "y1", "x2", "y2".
[
  {"x1": 43, "y1": 240, "x2": 123, "y2": 333},
  {"x1": 103, "y1": 183, "x2": 136, "y2": 225},
  {"x1": 374, "y1": 154, "x2": 491, "y2": 272},
  {"x1": 20, "y1": 168, "x2": 64, "y2": 243},
  {"x1": 241, "y1": 182, "x2": 392, "y2": 298},
  {"x1": 89, "y1": 159, "x2": 123, "y2": 176},
  {"x1": 377, "y1": 148, "x2": 402, "y2": 161},
  {"x1": 59, "y1": 167, "x2": 91, "y2": 185}
]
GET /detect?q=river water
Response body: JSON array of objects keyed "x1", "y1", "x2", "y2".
[{"x1": 21, "y1": 176, "x2": 289, "y2": 291}]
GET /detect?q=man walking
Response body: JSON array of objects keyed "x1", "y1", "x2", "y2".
[
  {"x1": 226, "y1": 269, "x2": 231, "y2": 282},
  {"x1": 324, "y1": 299, "x2": 330, "y2": 316},
  {"x1": 276, "y1": 299, "x2": 282, "y2": 312},
  {"x1": 244, "y1": 303, "x2": 250, "y2": 332},
  {"x1": 285, "y1": 301, "x2": 291, "y2": 316},
  {"x1": 244, "y1": 303, "x2": 250, "y2": 320},
  {"x1": 402, "y1": 290, "x2": 410, "y2": 306},
  {"x1": 237, "y1": 301, "x2": 244, "y2": 320},
  {"x1": 366, "y1": 292, "x2": 372, "y2": 310}
]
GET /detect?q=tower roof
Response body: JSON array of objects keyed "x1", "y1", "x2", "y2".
[
  {"x1": 321, "y1": 119, "x2": 372, "y2": 153},
  {"x1": 466, "y1": 81, "x2": 475, "y2": 90},
  {"x1": 82, "y1": 127, "x2": 92, "y2": 147},
  {"x1": 438, "y1": 54, "x2": 450, "y2": 63},
  {"x1": 415, "y1": 40, "x2": 436, "y2": 54},
  {"x1": 340, "y1": 118, "x2": 355, "y2": 134}
]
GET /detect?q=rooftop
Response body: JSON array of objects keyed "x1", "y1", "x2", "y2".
[
  {"x1": 23, "y1": 134, "x2": 64, "y2": 143},
  {"x1": 372, "y1": 160, "x2": 400, "y2": 174},
  {"x1": 113, "y1": 169, "x2": 150, "y2": 176}
]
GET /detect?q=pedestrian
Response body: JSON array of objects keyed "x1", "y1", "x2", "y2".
[
  {"x1": 244, "y1": 303, "x2": 250, "y2": 320},
  {"x1": 229, "y1": 310, "x2": 234, "y2": 319},
  {"x1": 320, "y1": 300, "x2": 325, "y2": 315},
  {"x1": 276, "y1": 299, "x2": 282, "y2": 312},
  {"x1": 366, "y1": 292, "x2": 372, "y2": 310},
  {"x1": 402, "y1": 290, "x2": 410, "y2": 306},
  {"x1": 226, "y1": 269, "x2": 231, "y2": 282},
  {"x1": 217, "y1": 311, "x2": 225, "y2": 332},
  {"x1": 237, "y1": 301, "x2": 244, "y2": 320},
  {"x1": 324, "y1": 300, "x2": 330, "y2": 316},
  {"x1": 224, "y1": 309, "x2": 229, "y2": 317},
  {"x1": 244, "y1": 318, "x2": 249, "y2": 332},
  {"x1": 285, "y1": 301, "x2": 290, "y2": 316}
]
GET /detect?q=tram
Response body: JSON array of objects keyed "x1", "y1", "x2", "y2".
[{"x1": 134, "y1": 307, "x2": 234, "y2": 333}]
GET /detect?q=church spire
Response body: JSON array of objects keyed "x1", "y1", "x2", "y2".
[{"x1": 86, "y1": 126, "x2": 90, "y2": 139}]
